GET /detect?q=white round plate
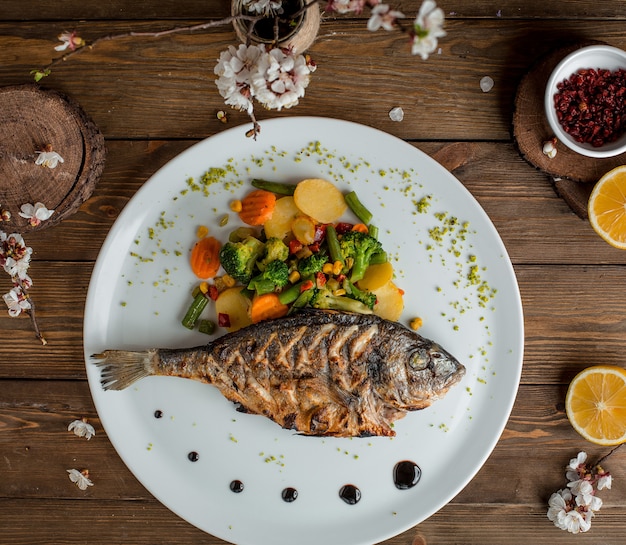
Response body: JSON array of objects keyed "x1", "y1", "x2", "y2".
[{"x1": 84, "y1": 117, "x2": 523, "y2": 545}]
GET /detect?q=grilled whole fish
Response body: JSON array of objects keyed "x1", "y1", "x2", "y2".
[{"x1": 92, "y1": 310, "x2": 465, "y2": 437}]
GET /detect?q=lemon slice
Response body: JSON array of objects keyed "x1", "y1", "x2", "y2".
[
  {"x1": 565, "y1": 365, "x2": 626, "y2": 445},
  {"x1": 588, "y1": 165, "x2": 626, "y2": 249}
]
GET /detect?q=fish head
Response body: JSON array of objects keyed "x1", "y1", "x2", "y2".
[{"x1": 380, "y1": 326, "x2": 466, "y2": 410}]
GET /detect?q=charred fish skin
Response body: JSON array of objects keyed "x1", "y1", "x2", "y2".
[{"x1": 92, "y1": 310, "x2": 465, "y2": 438}]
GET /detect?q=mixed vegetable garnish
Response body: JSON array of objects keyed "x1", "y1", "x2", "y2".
[{"x1": 182, "y1": 178, "x2": 404, "y2": 333}]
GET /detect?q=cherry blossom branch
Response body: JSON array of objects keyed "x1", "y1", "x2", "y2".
[
  {"x1": 595, "y1": 443, "x2": 625, "y2": 468},
  {"x1": 36, "y1": 15, "x2": 265, "y2": 75},
  {"x1": 23, "y1": 284, "x2": 47, "y2": 346}
]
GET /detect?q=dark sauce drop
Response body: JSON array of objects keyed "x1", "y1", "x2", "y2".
[
  {"x1": 154, "y1": 410, "x2": 163, "y2": 418},
  {"x1": 187, "y1": 451, "x2": 199, "y2": 462},
  {"x1": 281, "y1": 487, "x2": 298, "y2": 502},
  {"x1": 230, "y1": 480, "x2": 244, "y2": 493},
  {"x1": 393, "y1": 460, "x2": 421, "y2": 490},
  {"x1": 339, "y1": 484, "x2": 361, "y2": 505}
]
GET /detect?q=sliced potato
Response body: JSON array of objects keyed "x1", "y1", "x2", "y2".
[
  {"x1": 372, "y1": 281, "x2": 404, "y2": 322},
  {"x1": 357, "y1": 261, "x2": 394, "y2": 292},
  {"x1": 263, "y1": 196, "x2": 300, "y2": 240},
  {"x1": 291, "y1": 215, "x2": 317, "y2": 245},
  {"x1": 215, "y1": 287, "x2": 252, "y2": 332},
  {"x1": 293, "y1": 178, "x2": 347, "y2": 224}
]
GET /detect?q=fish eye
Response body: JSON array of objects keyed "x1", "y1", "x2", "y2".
[{"x1": 409, "y1": 349, "x2": 428, "y2": 370}]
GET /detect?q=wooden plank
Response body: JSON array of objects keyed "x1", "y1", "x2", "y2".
[
  {"x1": 2, "y1": 1, "x2": 626, "y2": 21},
  {"x1": 2, "y1": 20, "x2": 626, "y2": 140},
  {"x1": 1, "y1": 498, "x2": 625, "y2": 545}
]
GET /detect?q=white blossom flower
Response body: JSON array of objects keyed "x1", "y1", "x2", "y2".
[
  {"x1": 326, "y1": 0, "x2": 367, "y2": 14},
  {"x1": 3, "y1": 287, "x2": 31, "y2": 317},
  {"x1": 410, "y1": 0, "x2": 446, "y2": 60},
  {"x1": 214, "y1": 44, "x2": 265, "y2": 115},
  {"x1": 480, "y1": 75, "x2": 494, "y2": 92},
  {"x1": 568, "y1": 479, "x2": 599, "y2": 508},
  {"x1": 243, "y1": 0, "x2": 283, "y2": 16},
  {"x1": 18, "y1": 202, "x2": 55, "y2": 227},
  {"x1": 367, "y1": 4, "x2": 405, "y2": 31},
  {"x1": 3, "y1": 256, "x2": 31, "y2": 281},
  {"x1": 35, "y1": 150, "x2": 64, "y2": 169},
  {"x1": 389, "y1": 106, "x2": 404, "y2": 121},
  {"x1": 1, "y1": 232, "x2": 31, "y2": 269},
  {"x1": 547, "y1": 489, "x2": 592, "y2": 533},
  {"x1": 67, "y1": 469, "x2": 94, "y2": 490},
  {"x1": 68, "y1": 418, "x2": 96, "y2": 440},
  {"x1": 597, "y1": 473, "x2": 612, "y2": 490},
  {"x1": 250, "y1": 48, "x2": 314, "y2": 111},
  {"x1": 566, "y1": 451, "x2": 587, "y2": 481},
  {"x1": 55, "y1": 31, "x2": 84, "y2": 52},
  {"x1": 543, "y1": 139, "x2": 557, "y2": 159}
]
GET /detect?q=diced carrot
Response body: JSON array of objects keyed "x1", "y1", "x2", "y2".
[
  {"x1": 250, "y1": 293, "x2": 289, "y2": 323},
  {"x1": 238, "y1": 189, "x2": 277, "y2": 226},
  {"x1": 351, "y1": 223, "x2": 369, "y2": 233},
  {"x1": 190, "y1": 236, "x2": 221, "y2": 279}
]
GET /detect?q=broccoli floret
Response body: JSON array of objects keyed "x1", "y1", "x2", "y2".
[
  {"x1": 297, "y1": 251, "x2": 328, "y2": 277},
  {"x1": 219, "y1": 235, "x2": 265, "y2": 284},
  {"x1": 343, "y1": 279, "x2": 376, "y2": 310},
  {"x1": 257, "y1": 237, "x2": 289, "y2": 271},
  {"x1": 339, "y1": 231, "x2": 383, "y2": 282},
  {"x1": 247, "y1": 259, "x2": 289, "y2": 295},
  {"x1": 311, "y1": 287, "x2": 373, "y2": 314}
]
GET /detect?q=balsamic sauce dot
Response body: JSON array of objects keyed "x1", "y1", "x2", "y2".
[
  {"x1": 154, "y1": 410, "x2": 163, "y2": 418},
  {"x1": 393, "y1": 460, "x2": 421, "y2": 490},
  {"x1": 281, "y1": 487, "x2": 298, "y2": 502},
  {"x1": 339, "y1": 484, "x2": 361, "y2": 505},
  {"x1": 230, "y1": 480, "x2": 244, "y2": 493},
  {"x1": 187, "y1": 451, "x2": 200, "y2": 462}
]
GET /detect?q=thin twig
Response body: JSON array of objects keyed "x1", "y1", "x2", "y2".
[
  {"x1": 26, "y1": 299, "x2": 47, "y2": 346},
  {"x1": 40, "y1": 15, "x2": 263, "y2": 73},
  {"x1": 595, "y1": 443, "x2": 625, "y2": 468}
]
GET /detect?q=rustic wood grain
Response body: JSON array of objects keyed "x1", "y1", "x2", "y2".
[
  {"x1": 0, "y1": 20, "x2": 625, "y2": 141},
  {"x1": 4, "y1": 3, "x2": 626, "y2": 545}
]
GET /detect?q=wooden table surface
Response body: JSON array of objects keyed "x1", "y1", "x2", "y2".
[{"x1": 2, "y1": 2, "x2": 626, "y2": 544}]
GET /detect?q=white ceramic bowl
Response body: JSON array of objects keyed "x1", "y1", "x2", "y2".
[{"x1": 545, "y1": 45, "x2": 626, "y2": 158}]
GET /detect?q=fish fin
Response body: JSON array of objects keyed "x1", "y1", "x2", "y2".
[{"x1": 91, "y1": 350, "x2": 158, "y2": 391}]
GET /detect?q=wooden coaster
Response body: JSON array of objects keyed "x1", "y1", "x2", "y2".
[
  {"x1": 0, "y1": 84, "x2": 106, "y2": 232},
  {"x1": 512, "y1": 41, "x2": 626, "y2": 219}
]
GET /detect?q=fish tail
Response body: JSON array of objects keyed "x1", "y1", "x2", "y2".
[{"x1": 91, "y1": 349, "x2": 159, "y2": 391}]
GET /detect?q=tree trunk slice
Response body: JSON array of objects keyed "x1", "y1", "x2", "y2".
[
  {"x1": 512, "y1": 40, "x2": 626, "y2": 219},
  {"x1": 0, "y1": 84, "x2": 106, "y2": 232}
]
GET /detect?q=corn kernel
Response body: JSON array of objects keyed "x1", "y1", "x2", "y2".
[
  {"x1": 332, "y1": 260, "x2": 343, "y2": 275},
  {"x1": 230, "y1": 200, "x2": 243, "y2": 213},
  {"x1": 222, "y1": 274, "x2": 236, "y2": 288},
  {"x1": 322, "y1": 263, "x2": 334, "y2": 275},
  {"x1": 410, "y1": 317, "x2": 423, "y2": 330},
  {"x1": 196, "y1": 225, "x2": 209, "y2": 239},
  {"x1": 332, "y1": 288, "x2": 347, "y2": 297},
  {"x1": 288, "y1": 270, "x2": 301, "y2": 283},
  {"x1": 199, "y1": 282, "x2": 210, "y2": 294}
]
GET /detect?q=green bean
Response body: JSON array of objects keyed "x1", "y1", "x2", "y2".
[
  {"x1": 198, "y1": 319, "x2": 216, "y2": 335},
  {"x1": 181, "y1": 291, "x2": 209, "y2": 329},
  {"x1": 368, "y1": 224, "x2": 379, "y2": 239},
  {"x1": 251, "y1": 179, "x2": 296, "y2": 196},
  {"x1": 278, "y1": 282, "x2": 304, "y2": 305},
  {"x1": 325, "y1": 224, "x2": 344, "y2": 266},
  {"x1": 345, "y1": 191, "x2": 373, "y2": 225}
]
